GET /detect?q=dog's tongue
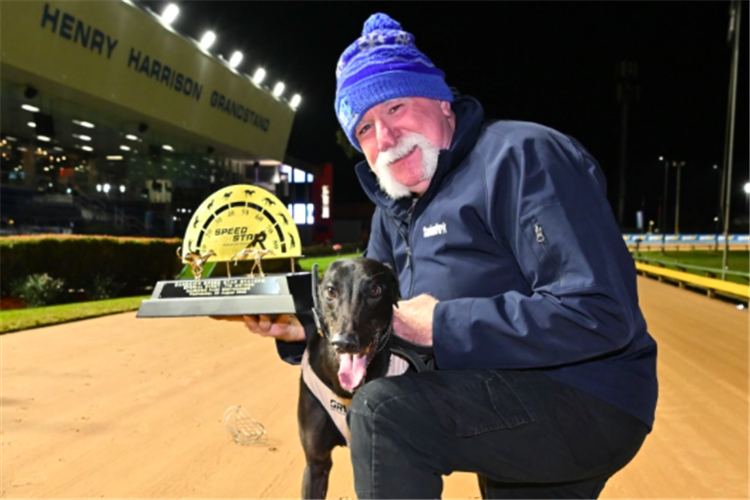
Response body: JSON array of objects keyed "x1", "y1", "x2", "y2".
[{"x1": 338, "y1": 353, "x2": 367, "y2": 392}]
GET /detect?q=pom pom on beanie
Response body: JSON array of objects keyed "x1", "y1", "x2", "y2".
[{"x1": 362, "y1": 12, "x2": 402, "y2": 33}]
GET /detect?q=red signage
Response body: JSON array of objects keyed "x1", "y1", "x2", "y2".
[{"x1": 312, "y1": 163, "x2": 333, "y2": 244}]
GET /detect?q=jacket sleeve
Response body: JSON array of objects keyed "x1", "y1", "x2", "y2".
[
  {"x1": 274, "y1": 310, "x2": 316, "y2": 365},
  {"x1": 432, "y1": 129, "x2": 643, "y2": 370}
]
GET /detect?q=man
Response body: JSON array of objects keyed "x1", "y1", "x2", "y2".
[{"x1": 241, "y1": 13, "x2": 658, "y2": 499}]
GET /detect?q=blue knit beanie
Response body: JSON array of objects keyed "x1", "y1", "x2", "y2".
[{"x1": 335, "y1": 13, "x2": 454, "y2": 151}]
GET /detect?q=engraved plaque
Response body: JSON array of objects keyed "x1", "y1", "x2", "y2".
[{"x1": 136, "y1": 273, "x2": 313, "y2": 318}]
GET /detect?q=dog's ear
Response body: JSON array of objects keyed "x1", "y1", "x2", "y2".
[
  {"x1": 383, "y1": 263, "x2": 401, "y2": 307},
  {"x1": 310, "y1": 263, "x2": 327, "y2": 337},
  {"x1": 311, "y1": 262, "x2": 322, "y2": 299}
]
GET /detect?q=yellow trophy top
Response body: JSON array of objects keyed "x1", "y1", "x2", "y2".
[{"x1": 181, "y1": 184, "x2": 301, "y2": 262}]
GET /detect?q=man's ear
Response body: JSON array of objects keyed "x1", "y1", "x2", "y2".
[{"x1": 440, "y1": 100, "x2": 452, "y2": 118}]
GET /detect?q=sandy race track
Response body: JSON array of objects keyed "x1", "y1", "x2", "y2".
[{"x1": 1, "y1": 275, "x2": 748, "y2": 499}]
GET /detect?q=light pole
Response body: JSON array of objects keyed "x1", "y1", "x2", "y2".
[
  {"x1": 616, "y1": 61, "x2": 640, "y2": 228},
  {"x1": 674, "y1": 161, "x2": 685, "y2": 235},
  {"x1": 660, "y1": 156, "x2": 669, "y2": 254},
  {"x1": 721, "y1": 0, "x2": 742, "y2": 280}
]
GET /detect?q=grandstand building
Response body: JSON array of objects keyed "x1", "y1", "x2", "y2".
[{"x1": 0, "y1": 1, "x2": 328, "y2": 243}]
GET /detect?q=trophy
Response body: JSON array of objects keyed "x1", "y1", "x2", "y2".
[{"x1": 137, "y1": 184, "x2": 313, "y2": 318}]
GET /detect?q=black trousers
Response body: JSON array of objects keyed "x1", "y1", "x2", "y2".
[{"x1": 347, "y1": 369, "x2": 649, "y2": 499}]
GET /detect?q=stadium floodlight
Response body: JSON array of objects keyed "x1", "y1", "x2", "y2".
[
  {"x1": 22, "y1": 104, "x2": 39, "y2": 112},
  {"x1": 27, "y1": 122, "x2": 36, "y2": 128},
  {"x1": 252, "y1": 67, "x2": 266, "y2": 85},
  {"x1": 229, "y1": 51, "x2": 243, "y2": 68},
  {"x1": 272, "y1": 82, "x2": 285, "y2": 98},
  {"x1": 163, "y1": 144, "x2": 174, "y2": 151},
  {"x1": 81, "y1": 145, "x2": 93, "y2": 152},
  {"x1": 120, "y1": 145, "x2": 131, "y2": 151},
  {"x1": 125, "y1": 134, "x2": 138, "y2": 141},
  {"x1": 199, "y1": 31, "x2": 216, "y2": 50},
  {"x1": 72, "y1": 119, "x2": 95, "y2": 128},
  {"x1": 36, "y1": 135, "x2": 51, "y2": 142},
  {"x1": 106, "y1": 156, "x2": 123, "y2": 161},
  {"x1": 290, "y1": 94, "x2": 301, "y2": 109},
  {"x1": 161, "y1": 4, "x2": 179, "y2": 25}
]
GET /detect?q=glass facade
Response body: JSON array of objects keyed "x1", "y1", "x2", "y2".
[
  {"x1": 1, "y1": 1, "x2": 315, "y2": 240},
  {"x1": 0, "y1": 78, "x2": 314, "y2": 239}
]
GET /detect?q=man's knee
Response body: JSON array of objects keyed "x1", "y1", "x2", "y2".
[{"x1": 348, "y1": 374, "x2": 419, "y2": 421}]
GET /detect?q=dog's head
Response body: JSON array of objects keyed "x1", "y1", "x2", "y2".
[{"x1": 317, "y1": 257, "x2": 400, "y2": 393}]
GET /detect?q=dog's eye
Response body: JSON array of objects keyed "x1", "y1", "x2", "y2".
[
  {"x1": 369, "y1": 285, "x2": 382, "y2": 297},
  {"x1": 325, "y1": 286, "x2": 337, "y2": 299}
]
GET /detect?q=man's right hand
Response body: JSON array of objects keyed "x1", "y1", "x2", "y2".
[{"x1": 211, "y1": 314, "x2": 306, "y2": 343}]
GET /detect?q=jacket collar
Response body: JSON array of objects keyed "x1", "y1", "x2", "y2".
[{"x1": 355, "y1": 95, "x2": 485, "y2": 220}]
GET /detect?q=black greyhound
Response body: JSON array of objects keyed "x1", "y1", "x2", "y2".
[{"x1": 298, "y1": 257, "x2": 433, "y2": 499}]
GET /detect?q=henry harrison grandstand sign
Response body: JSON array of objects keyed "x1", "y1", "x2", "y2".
[{"x1": 0, "y1": 1, "x2": 290, "y2": 159}]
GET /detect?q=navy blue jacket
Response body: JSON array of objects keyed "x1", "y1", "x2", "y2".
[{"x1": 358, "y1": 96, "x2": 658, "y2": 428}]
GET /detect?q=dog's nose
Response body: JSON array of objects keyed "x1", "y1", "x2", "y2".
[{"x1": 330, "y1": 333, "x2": 359, "y2": 353}]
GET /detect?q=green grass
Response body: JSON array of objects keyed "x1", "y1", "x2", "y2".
[
  {"x1": 5, "y1": 250, "x2": 741, "y2": 334},
  {"x1": 0, "y1": 254, "x2": 363, "y2": 334},
  {"x1": 0, "y1": 296, "x2": 149, "y2": 334},
  {"x1": 633, "y1": 250, "x2": 749, "y2": 285}
]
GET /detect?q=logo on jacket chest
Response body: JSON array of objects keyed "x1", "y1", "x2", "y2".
[{"x1": 423, "y1": 222, "x2": 447, "y2": 238}]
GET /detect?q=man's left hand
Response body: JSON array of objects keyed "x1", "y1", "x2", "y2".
[{"x1": 392, "y1": 293, "x2": 438, "y2": 346}]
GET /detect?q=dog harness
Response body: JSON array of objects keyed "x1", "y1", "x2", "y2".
[
  {"x1": 305, "y1": 263, "x2": 435, "y2": 445},
  {"x1": 301, "y1": 349, "x2": 409, "y2": 446}
]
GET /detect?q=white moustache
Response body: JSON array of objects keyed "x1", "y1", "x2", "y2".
[
  {"x1": 374, "y1": 132, "x2": 440, "y2": 199},
  {"x1": 375, "y1": 133, "x2": 434, "y2": 170}
]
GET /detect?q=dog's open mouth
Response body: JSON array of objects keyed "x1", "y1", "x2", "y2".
[
  {"x1": 337, "y1": 347, "x2": 374, "y2": 393},
  {"x1": 335, "y1": 330, "x2": 389, "y2": 393}
]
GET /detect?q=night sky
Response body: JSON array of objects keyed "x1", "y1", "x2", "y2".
[{"x1": 140, "y1": 1, "x2": 749, "y2": 232}]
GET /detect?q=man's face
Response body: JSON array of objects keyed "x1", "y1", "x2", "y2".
[{"x1": 355, "y1": 97, "x2": 455, "y2": 198}]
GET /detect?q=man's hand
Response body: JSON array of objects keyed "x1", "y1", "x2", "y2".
[
  {"x1": 211, "y1": 314, "x2": 306, "y2": 342},
  {"x1": 392, "y1": 294, "x2": 438, "y2": 346}
]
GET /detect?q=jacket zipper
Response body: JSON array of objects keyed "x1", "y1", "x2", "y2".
[
  {"x1": 534, "y1": 224, "x2": 545, "y2": 243},
  {"x1": 406, "y1": 198, "x2": 418, "y2": 297},
  {"x1": 533, "y1": 221, "x2": 562, "y2": 285},
  {"x1": 385, "y1": 198, "x2": 418, "y2": 297}
]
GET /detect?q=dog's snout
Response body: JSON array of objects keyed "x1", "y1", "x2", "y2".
[{"x1": 330, "y1": 333, "x2": 359, "y2": 353}]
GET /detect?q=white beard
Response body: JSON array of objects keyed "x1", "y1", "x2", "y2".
[{"x1": 373, "y1": 132, "x2": 440, "y2": 199}]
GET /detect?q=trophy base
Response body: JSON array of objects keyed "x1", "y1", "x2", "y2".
[{"x1": 136, "y1": 272, "x2": 313, "y2": 318}]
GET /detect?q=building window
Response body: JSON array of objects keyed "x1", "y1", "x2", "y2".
[
  {"x1": 280, "y1": 164, "x2": 292, "y2": 179},
  {"x1": 286, "y1": 203, "x2": 315, "y2": 225},
  {"x1": 306, "y1": 203, "x2": 314, "y2": 225},
  {"x1": 289, "y1": 203, "x2": 304, "y2": 224},
  {"x1": 293, "y1": 168, "x2": 306, "y2": 184}
]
